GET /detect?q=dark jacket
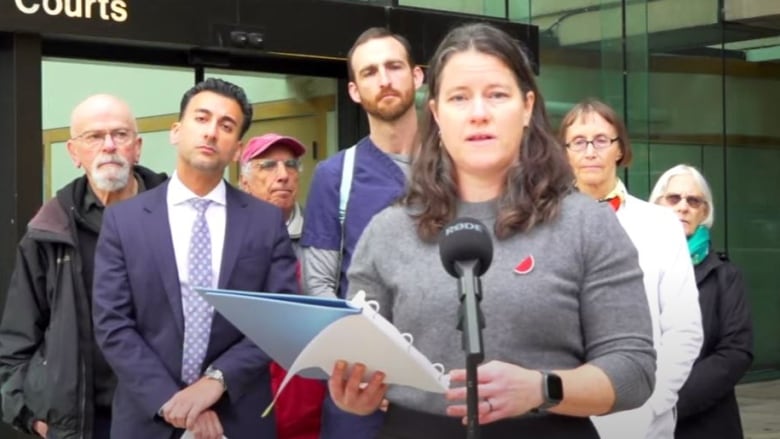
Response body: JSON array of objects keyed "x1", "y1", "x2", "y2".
[
  {"x1": 675, "y1": 251, "x2": 753, "y2": 439},
  {"x1": 0, "y1": 166, "x2": 167, "y2": 439}
]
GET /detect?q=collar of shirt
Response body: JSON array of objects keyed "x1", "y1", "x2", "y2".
[
  {"x1": 167, "y1": 171, "x2": 227, "y2": 207},
  {"x1": 82, "y1": 182, "x2": 105, "y2": 229},
  {"x1": 600, "y1": 178, "x2": 627, "y2": 211},
  {"x1": 287, "y1": 203, "x2": 304, "y2": 239}
]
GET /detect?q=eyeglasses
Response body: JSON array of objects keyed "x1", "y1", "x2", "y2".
[
  {"x1": 663, "y1": 193, "x2": 706, "y2": 209},
  {"x1": 253, "y1": 159, "x2": 302, "y2": 172},
  {"x1": 565, "y1": 135, "x2": 619, "y2": 152},
  {"x1": 71, "y1": 129, "x2": 136, "y2": 148}
]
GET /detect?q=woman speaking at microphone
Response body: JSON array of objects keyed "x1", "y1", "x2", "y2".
[{"x1": 327, "y1": 22, "x2": 657, "y2": 438}]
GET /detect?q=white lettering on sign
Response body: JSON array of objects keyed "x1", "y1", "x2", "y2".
[
  {"x1": 14, "y1": 0, "x2": 128, "y2": 23},
  {"x1": 15, "y1": 0, "x2": 40, "y2": 14}
]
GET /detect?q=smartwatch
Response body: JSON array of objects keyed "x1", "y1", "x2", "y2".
[{"x1": 533, "y1": 371, "x2": 563, "y2": 412}]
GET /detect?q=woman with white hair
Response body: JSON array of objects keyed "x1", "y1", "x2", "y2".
[{"x1": 650, "y1": 164, "x2": 753, "y2": 439}]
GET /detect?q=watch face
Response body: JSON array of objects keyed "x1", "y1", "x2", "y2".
[{"x1": 547, "y1": 373, "x2": 564, "y2": 401}]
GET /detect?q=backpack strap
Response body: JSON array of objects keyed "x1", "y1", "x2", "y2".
[
  {"x1": 338, "y1": 145, "x2": 357, "y2": 225},
  {"x1": 334, "y1": 144, "x2": 358, "y2": 297}
]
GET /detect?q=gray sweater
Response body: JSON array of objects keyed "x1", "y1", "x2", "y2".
[{"x1": 347, "y1": 192, "x2": 656, "y2": 415}]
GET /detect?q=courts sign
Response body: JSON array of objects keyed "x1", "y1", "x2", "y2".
[{"x1": 14, "y1": 0, "x2": 128, "y2": 22}]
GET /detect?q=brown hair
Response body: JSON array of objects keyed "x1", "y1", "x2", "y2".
[
  {"x1": 346, "y1": 27, "x2": 416, "y2": 81},
  {"x1": 558, "y1": 98, "x2": 633, "y2": 167},
  {"x1": 405, "y1": 22, "x2": 574, "y2": 242}
]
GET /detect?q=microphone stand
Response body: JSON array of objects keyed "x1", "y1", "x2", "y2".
[{"x1": 455, "y1": 259, "x2": 485, "y2": 439}]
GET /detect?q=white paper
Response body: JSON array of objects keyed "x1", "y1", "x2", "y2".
[
  {"x1": 261, "y1": 291, "x2": 450, "y2": 417},
  {"x1": 283, "y1": 311, "x2": 449, "y2": 393}
]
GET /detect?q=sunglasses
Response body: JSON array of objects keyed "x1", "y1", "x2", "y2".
[{"x1": 663, "y1": 193, "x2": 706, "y2": 209}]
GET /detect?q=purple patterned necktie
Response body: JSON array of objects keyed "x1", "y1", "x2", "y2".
[{"x1": 181, "y1": 198, "x2": 214, "y2": 385}]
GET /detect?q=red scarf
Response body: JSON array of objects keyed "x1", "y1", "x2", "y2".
[
  {"x1": 601, "y1": 196, "x2": 622, "y2": 212},
  {"x1": 598, "y1": 180, "x2": 626, "y2": 212}
]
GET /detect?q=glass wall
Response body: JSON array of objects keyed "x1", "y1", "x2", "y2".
[
  {"x1": 722, "y1": 54, "x2": 780, "y2": 373},
  {"x1": 529, "y1": 0, "x2": 780, "y2": 377},
  {"x1": 643, "y1": 2, "x2": 780, "y2": 374}
]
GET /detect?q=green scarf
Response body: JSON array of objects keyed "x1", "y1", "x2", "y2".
[{"x1": 688, "y1": 225, "x2": 710, "y2": 266}]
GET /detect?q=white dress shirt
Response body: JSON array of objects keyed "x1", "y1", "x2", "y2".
[{"x1": 167, "y1": 172, "x2": 227, "y2": 294}]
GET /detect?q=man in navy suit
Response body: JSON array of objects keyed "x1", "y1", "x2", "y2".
[{"x1": 92, "y1": 78, "x2": 298, "y2": 439}]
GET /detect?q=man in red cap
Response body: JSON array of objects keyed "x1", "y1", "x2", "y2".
[
  {"x1": 239, "y1": 133, "x2": 325, "y2": 439},
  {"x1": 239, "y1": 133, "x2": 307, "y2": 257}
]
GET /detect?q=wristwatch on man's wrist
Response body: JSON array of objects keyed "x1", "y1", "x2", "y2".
[
  {"x1": 532, "y1": 370, "x2": 563, "y2": 413},
  {"x1": 204, "y1": 365, "x2": 227, "y2": 392}
]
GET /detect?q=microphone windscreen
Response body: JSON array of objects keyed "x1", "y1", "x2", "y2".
[{"x1": 438, "y1": 217, "x2": 494, "y2": 278}]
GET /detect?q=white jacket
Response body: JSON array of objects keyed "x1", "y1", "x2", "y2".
[{"x1": 592, "y1": 193, "x2": 703, "y2": 439}]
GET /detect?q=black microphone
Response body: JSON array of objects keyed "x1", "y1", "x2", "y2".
[
  {"x1": 439, "y1": 217, "x2": 493, "y2": 279},
  {"x1": 439, "y1": 217, "x2": 493, "y2": 439}
]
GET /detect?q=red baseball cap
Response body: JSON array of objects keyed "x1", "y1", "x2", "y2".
[{"x1": 240, "y1": 133, "x2": 306, "y2": 164}]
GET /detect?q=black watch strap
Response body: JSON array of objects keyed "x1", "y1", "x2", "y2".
[{"x1": 532, "y1": 370, "x2": 563, "y2": 413}]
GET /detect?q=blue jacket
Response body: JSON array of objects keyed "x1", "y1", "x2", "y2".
[{"x1": 301, "y1": 136, "x2": 406, "y2": 298}]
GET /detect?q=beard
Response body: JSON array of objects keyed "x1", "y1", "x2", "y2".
[
  {"x1": 90, "y1": 153, "x2": 132, "y2": 192},
  {"x1": 361, "y1": 85, "x2": 416, "y2": 122}
]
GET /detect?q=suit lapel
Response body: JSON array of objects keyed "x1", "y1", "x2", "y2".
[
  {"x1": 143, "y1": 182, "x2": 185, "y2": 336},
  {"x1": 209, "y1": 185, "x2": 249, "y2": 346},
  {"x1": 218, "y1": 185, "x2": 249, "y2": 288}
]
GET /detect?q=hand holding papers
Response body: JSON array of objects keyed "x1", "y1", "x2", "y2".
[{"x1": 197, "y1": 288, "x2": 450, "y2": 404}]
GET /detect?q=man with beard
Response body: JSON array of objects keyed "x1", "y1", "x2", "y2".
[
  {"x1": 0, "y1": 94, "x2": 167, "y2": 439},
  {"x1": 301, "y1": 26, "x2": 423, "y2": 299},
  {"x1": 299, "y1": 27, "x2": 423, "y2": 439}
]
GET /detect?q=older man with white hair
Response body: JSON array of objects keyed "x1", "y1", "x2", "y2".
[
  {"x1": 239, "y1": 133, "x2": 306, "y2": 257},
  {"x1": 239, "y1": 133, "x2": 326, "y2": 439},
  {"x1": 0, "y1": 94, "x2": 167, "y2": 439}
]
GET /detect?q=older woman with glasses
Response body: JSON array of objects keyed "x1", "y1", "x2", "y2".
[
  {"x1": 650, "y1": 164, "x2": 753, "y2": 439},
  {"x1": 559, "y1": 98, "x2": 703, "y2": 439}
]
